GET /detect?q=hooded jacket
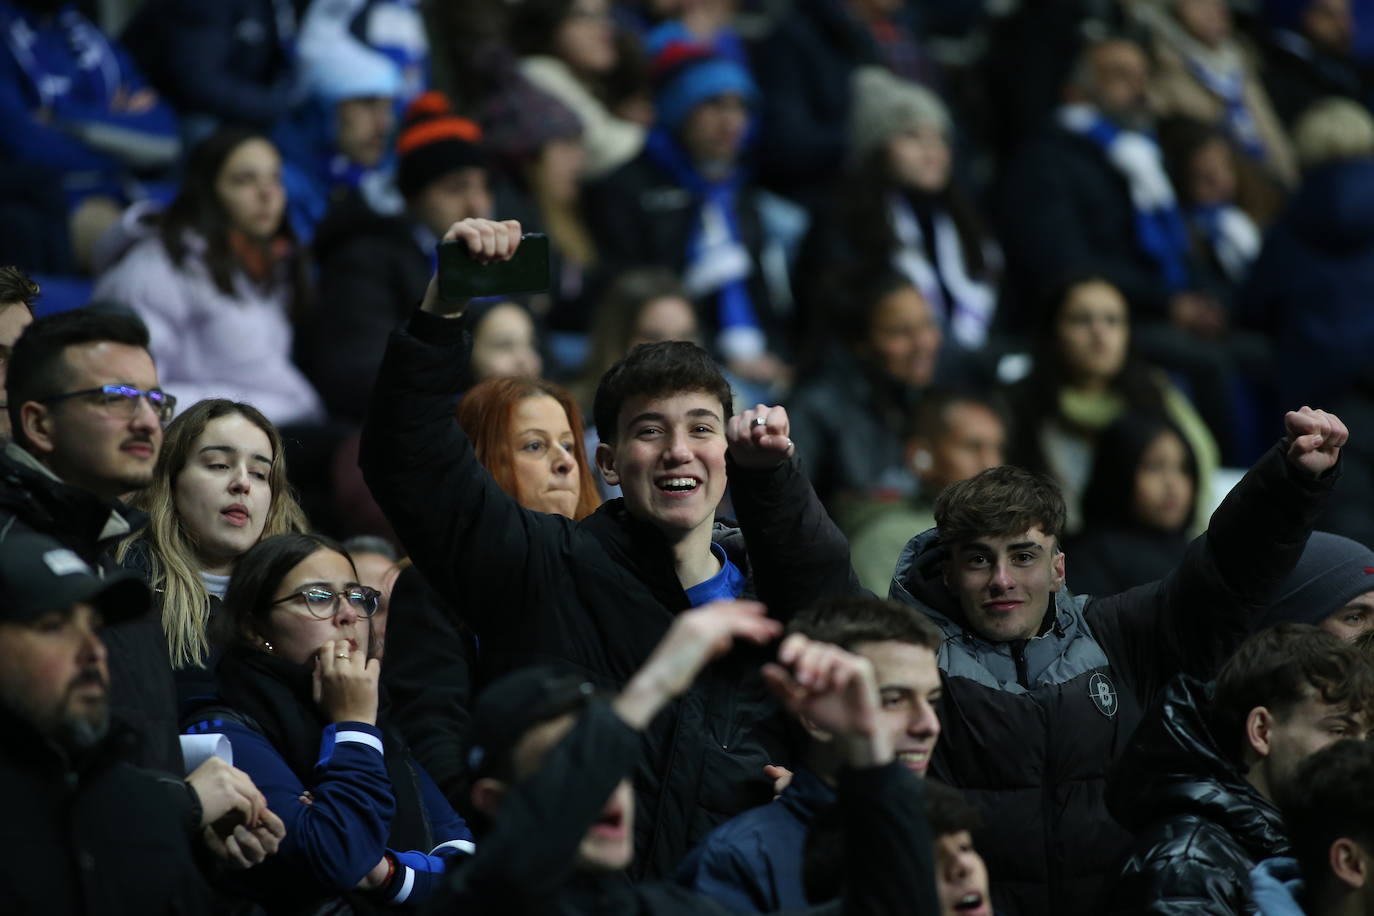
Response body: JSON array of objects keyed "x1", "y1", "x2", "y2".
[
  {"x1": 888, "y1": 442, "x2": 1333, "y2": 916},
  {"x1": 1106, "y1": 675, "x2": 1290, "y2": 915},
  {"x1": 360, "y1": 308, "x2": 859, "y2": 880},
  {"x1": 0, "y1": 444, "x2": 183, "y2": 775}
]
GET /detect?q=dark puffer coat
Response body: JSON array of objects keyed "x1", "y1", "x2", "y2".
[
  {"x1": 1106, "y1": 675, "x2": 1290, "y2": 916},
  {"x1": 888, "y1": 442, "x2": 1332, "y2": 916}
]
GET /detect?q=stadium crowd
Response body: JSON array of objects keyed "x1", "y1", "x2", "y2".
[{"x1": 6, "y1": 0, "x2": 1374, "y2": 914}]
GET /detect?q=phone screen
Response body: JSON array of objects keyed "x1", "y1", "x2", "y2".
[{"x1": 437, "y1": 233, "x2": 552, "y2": 301}]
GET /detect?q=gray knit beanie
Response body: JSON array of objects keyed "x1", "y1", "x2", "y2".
[
  {"x1": 1257, "y1": 531, "x2": 1374, "y2": 628},
  {"x1": 848, "y1": 67, "x2": 951, "y2": 168}
]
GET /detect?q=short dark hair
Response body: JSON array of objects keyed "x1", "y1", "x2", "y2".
[
  {"x1": 906, "y1": 388, "x2": 1006, "y2": 444},
  {"x1": 934, "y1": 465, "x2": 1067, "y2": 547},
  {"x1": 218, "y1": 533, "x2": 365, "y2": 650},
  {"x1": 1276, "y1": 739, "x2": 1374, "y2": 898},
  {"x1": 788, "y1": 594, "x2": 943, "y2": 653},
  {"x1": 7, "y1": 308, "x2": 151, "y2": 444},
  {"x1": 592, "y1": 340, "x2": 732, "y2": 445},
  {"x1": 1210, "y1": 624, "x2": 1374, "y2": 764},
  {"x1": 0, "y1": 266, "x2": 39, "y2": 312},
  {"x1": 926, "y1": 779, "x2": 983, "y2": 837}
]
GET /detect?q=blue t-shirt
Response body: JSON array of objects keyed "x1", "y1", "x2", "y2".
[{"x1": 685, "y1": 542, "x2": 747, "y2": 606}]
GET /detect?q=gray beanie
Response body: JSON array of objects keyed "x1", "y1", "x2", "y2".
[
  {"x1": 848, "y1": 67, "x2": 951, "y2": 168},
  {"x1": 1257, "y1": 532, "x2": 1374, "y2": 628}
]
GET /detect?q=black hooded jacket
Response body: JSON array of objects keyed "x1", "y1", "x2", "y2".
[
  {"x1": 360, "y1": 308, "x2": 859, "y2": 879},
  {"x1": 888, "y1": 442, "x2": 1333, "y2": 916},
  {"x1": 1106, "y1": 675, "x2": 1290, "y2": 916}
]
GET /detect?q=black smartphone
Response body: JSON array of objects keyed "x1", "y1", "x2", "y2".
[{"x1": 437, "y1": 233, "x2": 551, "y2": 301}]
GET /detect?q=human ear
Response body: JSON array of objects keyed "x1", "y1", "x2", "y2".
[
  {"x1": 594, "y1": 441, "x2": 619, "y2": 487},
  {"x1": 1330, "y1": 838, "x2": 1368, "y2": 890},
  {"x1": 470, "y1": 777, "x2": 508, "y2": 819},
  {"x1": 1051, "y1": 551, "x2": 1066, "y2": 593},
  {"x1": 1245, "y1": 707, "x2": 1274, "y2": 759},
  {"x1": 19, "y1": 402, "x2": 54, "y2": 455}
]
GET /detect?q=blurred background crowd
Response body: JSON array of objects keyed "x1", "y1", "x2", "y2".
[{"x1": 6, "y1": 0, "x2": 1374, "y2": 581}]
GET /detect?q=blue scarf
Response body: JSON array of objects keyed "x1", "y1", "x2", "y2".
[
  {"x1": 1183, "y1": 57, "x2": 1266, "y2": 161},
  {"x1": 1061, "y1": 106, "x2": 1193, "y2": 291},
  {"x1": 644, "y1": 126, "x2": 763, "y2": 358}
]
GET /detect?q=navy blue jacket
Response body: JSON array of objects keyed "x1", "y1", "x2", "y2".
[
  {"x1": 676, "y1": 767, "x2": 836, "y2": 913},
  {"x1": 1237, "y1": 158, "x2": 1374, "y2": 412},
  {"x1": 186, "y1": 716, "x2": 472, "y2": 908},
  {"x1": 123, "y1": 0, "x2": 295, "y2": 127}
]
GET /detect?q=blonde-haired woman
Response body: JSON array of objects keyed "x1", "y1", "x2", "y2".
[{"x1": 119, "y1": 398, "x2": 308, "y2": 703}]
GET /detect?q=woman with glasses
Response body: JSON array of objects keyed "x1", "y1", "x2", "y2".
[
  {"x1": 91, "y1": 125, "x2": 324, "y2": 427},
  {"x1": 186, "y1": 532, "x2": 473, "y2": 912},
  {"x1": 117, "y1": 399, "x2": 308, "y2": 707}
]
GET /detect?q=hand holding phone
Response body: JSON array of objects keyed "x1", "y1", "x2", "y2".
[
  {"x1": 420, "y1": 218, "x2": 526, "y2": 316},
  {"x1": 439, "y1": 232, "x2": 550, "y2": 302}
]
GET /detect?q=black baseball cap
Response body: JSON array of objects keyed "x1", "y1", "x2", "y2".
[
  {"x1": 0, "y1": 533, "x2": 150, "y2": 625},
  {"x1": 465, "y1": 665, "x2": 602, "y2": 780}
]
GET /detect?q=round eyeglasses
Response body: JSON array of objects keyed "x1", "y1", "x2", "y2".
[{"x1": 271, "y1": 586, "x2": 382, "y2": 619}]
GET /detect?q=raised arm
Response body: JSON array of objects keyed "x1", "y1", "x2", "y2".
[
  {"x1": 726, "y1": 403, "x2": 863, "y2": 620},
  {"x1": 1093, "y1": 407, "x2": 1344, "y2": 690},
  {"x1": 358, "y1": 219, "x2": 572, "y2": 634}
]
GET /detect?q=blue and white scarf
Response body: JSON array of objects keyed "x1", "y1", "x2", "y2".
[
  {"x1": 1059, "y1": 104, "x2": 1192, "y2": 291},
  {"x1": 1189, "y1": 202, "x2": 1260, "y2": 282},
  {"x1": 645, "y1": 125, "x2": 764, "y2": 361}
]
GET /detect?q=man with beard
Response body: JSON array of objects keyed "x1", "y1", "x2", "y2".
[
  {"x1": 0, "y1": 532, "x2": 281, "y2": 914},
  {"x1": 1109, "y1": 624, "x2": 1374, "y2": 915}
]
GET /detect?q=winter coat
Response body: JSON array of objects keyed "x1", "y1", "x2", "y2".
[
  {"x1": 302, "y1": 189, "x2": 431, "y2": 424},
  {"x1": 1236, "y1": 158, "x2": 1374, "y2": 413},
  {"x1": 676, "y1": 767, "x2": 837, "y2": 913},
  {"x1": 1064, "y1": 526, "x2": 1190, "y2": 598},
  {"x1": 0, "y1": 444, "x2": 183, "y2": 775},
  {"x1": 585, "y1": 150, "x2": 789, "y2": 358},
  {"x1": 888, "y1": 442, "x2": 1333, "y2": 916},
  {"x1": 998, "y1": 126, "x2": 1180, "y2": 327},
  {"x1": 433, "y1": 700, "x2": 938, "y2": 916},
  {"x1": 185, "y1": 647, "x2": 473, "y2": 912},
  {"x1": 0, "y1": 0, "x2": 180, "y2": 203},
  {"x1": 1107, "y1": 675, "x2": 1290, "y2": 915},
  {"x1": 359, "y1": 308, "x2": 860, "y2": 879},
  {"x1": 0, "y1": 708, "x2": 212, "y2": 916},
  {"x1": 785, "y1": 348, "x2": 922, "y2": 517},
  {"x1": 93, "y1": 232, "x2": 324, "y2": 426},
  {"x1": 123, "y1": 0, "x2": 296, "y2": 128},
  {"x1": 379, "y1": 564, "x2": 477, "y2": 806},
  {"x1": 1259, "y1": 30, "x2": 1367, "y2": 130}
]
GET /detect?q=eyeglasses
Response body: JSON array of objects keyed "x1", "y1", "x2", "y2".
[
  {"x1": 272, "y1": 586, "x2": 381, "y2": 619},
  {"x1": 39, "y1": 385, "x2": 177, "y2": 424}
]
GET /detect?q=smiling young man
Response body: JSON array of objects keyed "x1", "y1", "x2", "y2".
[
  {"x1": 890, "y1": 408, "x2": 1346, "y2": 916},
  {"x1": 360, "y1": 217, "x2": 858, "y2": 879},
  {"x1": 678, "y1": 595, "x2": 944, "y2": 913}
]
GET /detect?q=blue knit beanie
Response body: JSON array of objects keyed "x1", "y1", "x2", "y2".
[
  {"x1": 1257, "y1": 531, "x2": 1374, "y2": 628},
  {"x1": 649, "y1": 39, "x2": 757, "y2": 133}
]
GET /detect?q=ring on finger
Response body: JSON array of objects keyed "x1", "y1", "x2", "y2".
[{"x1": 752, "y1": 416, "x2": 767, "y2": 428}]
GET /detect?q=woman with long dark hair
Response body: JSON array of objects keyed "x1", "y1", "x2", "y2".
[
  {"x1": 93, "y1": 125, "x2": 323, "y2": 426},
  {"x1": 1067, "y1": 412, "x2": 1200, "y2": 597},
  {"x1": 188, "y1": 533, "x2": 473, "y2": 912},
  {"x1": 1005, "y1": 274, "x2": 1218, "y2": 534}
]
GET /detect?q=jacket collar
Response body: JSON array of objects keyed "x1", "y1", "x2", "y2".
[{"x1": 0, "y1": 443, "x2": 146, "y2": 559}]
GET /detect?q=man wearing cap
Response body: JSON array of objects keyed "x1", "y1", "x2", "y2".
[
  {"x1": 304, "y1": 89, "x2": 494, "y2": 424},
  {"x1": 0, "y1": 532, "x2": 284, "y2": 914},
  {"x1": 436, "y1": 598, "x2": 940, "y2": 915},
  {"x1": 586, "y1": 39, "x2": 790, "y2": 386},
  {"x1": 1251, "y1": 531, "x2": 1374, "y2": 641}
]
